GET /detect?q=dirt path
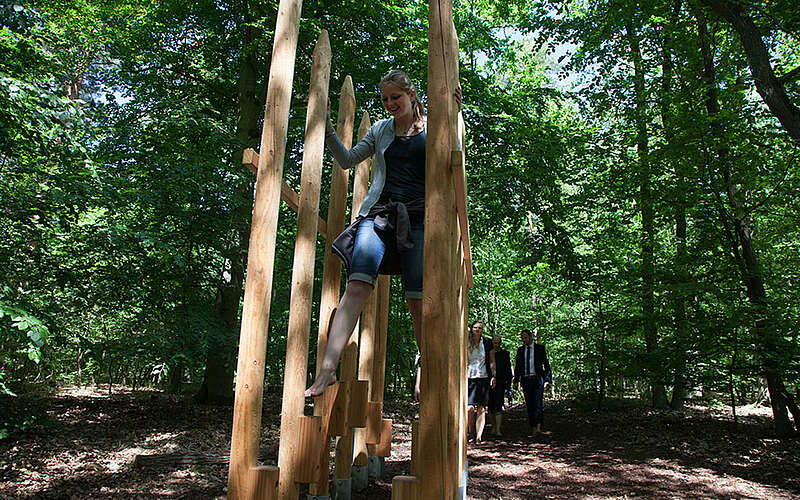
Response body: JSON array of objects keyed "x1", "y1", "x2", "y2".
[{"x1": 1, "y1": 387, "x2": 797, "y2": 499}]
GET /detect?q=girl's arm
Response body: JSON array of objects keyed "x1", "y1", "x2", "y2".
[{"x1": 325, "y1": 121, "x2": 379, "y2": 169}]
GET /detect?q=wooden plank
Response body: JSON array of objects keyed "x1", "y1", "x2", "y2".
[
  {"x1": 242, "y1": 149, "x2": 328, "y2": 240},
  {"x1": 421, "y1": 0, "x2": 461, "y2": 497},
  {"x1": 328, "y1": 377, "x2": 349, "y2": 437},
  {"x1": 293, "y1": 416, "x2": 323, "y2": 484},
  {"x1": 226, "y1": 0, "x2": 304, "y2": 496},
  {"x1": 348, "y1": 379, "x2": 369, "y2": 428},
  {"x1": 276, "y1": 30, "x2": 331, "y2": 500},
  {"x1": 308, "y1": 75, "x2": 355, "y2": 498},
  {"x1": 372, "y1": 418, "x2": 392, "y2": 458},
  {"x1": 365, "y1": 401, "x2": 382, "y2": 444}
]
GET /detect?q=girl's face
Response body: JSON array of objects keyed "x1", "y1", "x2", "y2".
[
  {"x1": 380, "y1": 83, "x2": 414, "y2": 119},
  {"x1": 493, "y1": 336, "x2": 501, "y2": 349},
  {"x1": 471, "y1": 322, "x2": 483, "y2": 338}
]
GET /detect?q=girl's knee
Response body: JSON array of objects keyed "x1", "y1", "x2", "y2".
[{"x1": 345, "y1": 280, "x2": 373, "y2": 300}]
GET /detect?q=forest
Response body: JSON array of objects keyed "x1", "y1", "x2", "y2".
[{"x1": 1, "y1": 0, "x2": 799, "y2": 498}]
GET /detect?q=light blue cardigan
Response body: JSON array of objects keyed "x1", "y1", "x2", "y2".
[{"x1": 325, "y1": 117, "x2": 398, "y2": 217}]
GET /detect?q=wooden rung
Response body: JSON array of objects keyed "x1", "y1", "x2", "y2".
[
  {"x1": 316, "y1": 382, "x2": 340, "y2": 433},
  {"x1": 328, "y1": 380, "x2": 349, "y2": 437},
  {"x1": 391, "y1": 475, "x2": 420, "y2": 500},
  {"x1": 249, "y1": 465, "x2": 279, "y2": 500},
  {"x1": 373, "y1": 419, "x2": 391, "y2": 457},
  {"x1": 365, "y1": 401, "x2": 382, "y2": 444},
  {"x1": 294, "y1": 416, "x2": 323, "y2": 484},
  {"x1": 348, "y1": 379, "x2": 369, "y2": 428},
  {"x1": 242, "y1": 148, "x2": 328, "y2": 239}
]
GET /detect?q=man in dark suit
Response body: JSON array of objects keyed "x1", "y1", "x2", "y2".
[{"x1": 513, "y1": 328, "x2": 552, "y2": 434}]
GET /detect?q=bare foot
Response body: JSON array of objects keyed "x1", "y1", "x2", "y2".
[{"x1": 304, "y1": 369, "x2": 337, "y2": 398}]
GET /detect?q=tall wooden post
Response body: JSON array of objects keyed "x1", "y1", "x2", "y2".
[
  {"x1": 227, "y1": 0, "x2": 304, "y2": 497},
  {"x1": 276, "y1": 30, "x2": 331, "y2": 500},
  {"x1": 367, "y1": 274, "x2": 391, "y2": 457},
  {"x1": 353, "y1": 272, "x2": 378, "y2": 470},
  {"x1": 334, "y1": 111, "x2": 373, "y2": 488},
  {"x1": 420, "y1": 0, "x2": 461, "y2": 497},
  {"x1": 309, "y1": 76, "x2": 356, "y2": 498}
]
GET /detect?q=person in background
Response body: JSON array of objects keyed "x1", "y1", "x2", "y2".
[
  {"x1": 466, "y1": 321, "x2": 495, "y2": 444},
  {"x1": 513, "y1": 328, "x2": 552, "y2": 435},
  {"x1": 488, "y1": 334, "x2": 513, "y2": 436}
]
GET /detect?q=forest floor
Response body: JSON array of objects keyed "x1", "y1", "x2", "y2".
[{"x1": 1, "y1": 385, "x2": 799, "y2": 499}]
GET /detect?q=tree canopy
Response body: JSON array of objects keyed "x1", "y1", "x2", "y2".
[{"x1": 1, "y1": 0, "x2": 798, "y2": 436}]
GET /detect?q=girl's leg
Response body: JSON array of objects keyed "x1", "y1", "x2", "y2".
[
  {"x1": 304, "y1": 280, "x2": 373, "y2": 397},
  {"x1": 475, "y1": 406, "x2": 487, "y2": 443},
  {"x1": 402, "y1": 216, "x2": 424, "y2": 348},
  {"x1": 406, "y1": 297, "x2": 422, "y2": 346},
  {"x1": 306, "y1": 219, "x2": 383, "y2": 397}
]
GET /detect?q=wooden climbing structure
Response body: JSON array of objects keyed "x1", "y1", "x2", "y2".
[{"x1": 227, "y1": 0, "x2": 471, "y2": 498}]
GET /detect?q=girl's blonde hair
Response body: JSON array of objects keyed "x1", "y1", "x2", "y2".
[{"x1": 379, "y1": 70, "x2": 425, "y2": 128}]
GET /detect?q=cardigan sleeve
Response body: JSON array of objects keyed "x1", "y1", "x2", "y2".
[{"x1": 325, "y1": 120, "x2": 380, "y2": 169}]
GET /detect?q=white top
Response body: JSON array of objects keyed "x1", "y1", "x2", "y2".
[{"x1": 467, "y1": 339, "x2": 487, "y2": 379}]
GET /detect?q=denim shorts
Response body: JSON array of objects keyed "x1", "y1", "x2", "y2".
[{"x1": 349, "y1": 215, "x2": 424, "y2": 299}]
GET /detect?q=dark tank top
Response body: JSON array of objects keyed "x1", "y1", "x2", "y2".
[{"x1": 381, "y1": 130, "x2": 426, "y2": 202}]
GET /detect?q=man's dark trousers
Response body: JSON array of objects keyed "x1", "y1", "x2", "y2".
[{"x1": 521, "y1": 375, "x2": 544, "y2": 426}]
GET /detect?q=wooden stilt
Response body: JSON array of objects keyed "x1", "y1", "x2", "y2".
[
  {"x1": 367, "y1": 275, "x2": 391, "y2": 451},
  {"x1": 249, "y1": 466, "x2": 280, "y2": 500},
  {"x1": 334, "y1": 112, "x2": 373, "y2": 484},
  {"x1": 354, "y1": 274, "x2": 378, "y2": 466},
  {"x1": 392, "y1": 476, "x2": 421, "y2": 500},
  {"x1": 420, "y1": 0, "x2": 461, "y2": 497},
  {"x1": 308, "y1": 75, "x2": 356, "y2": 498},
  {"x1": 276, "y1": 30, "x2": 331, "y2": 500},
  {"x1": 226, "y1": 0, "x2": 304, "y2": 497}
]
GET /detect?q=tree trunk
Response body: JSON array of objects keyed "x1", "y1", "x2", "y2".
[
  {"x1": 168, "y1": 363, "x2": 184, "y2": 394},
  {"x1": 625, "y1": 19, "x2": 668, "y2": 409},
  {"x1": 196, "y1": 1, "x2": 260, "y2": 405},
  {"x1": 661, "y1": 3, "x2": 689, "y2": 411},
  {"x1": 694, "y1": 7, "x2": 797, "y2": 436},
  {"x1": 700, "y1": 0, "x2": 800, "y2": 143},
  {"x1": 596, "y1": 286, "x2": 606, "y2": 410},
  {"x1": 729, "y1": 327, "x2": 738, "y2": 424}
]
